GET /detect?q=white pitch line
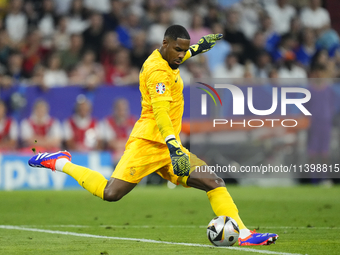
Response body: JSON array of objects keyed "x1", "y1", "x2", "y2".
[
  {"x1": 0, "y1": 225, "x2": 301, "y2": 255},
  {"x1": 15, "y1": 224, "x2": 340, "y2": 230}
]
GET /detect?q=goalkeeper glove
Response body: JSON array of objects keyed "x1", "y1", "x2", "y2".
[
  {"x1": 189, "y1": 34, "x2": 223, "y2": 57},
  {"x1": 166, "y1": 138, "x2": 190, "y2": 176}
]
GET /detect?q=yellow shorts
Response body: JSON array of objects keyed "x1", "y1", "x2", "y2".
[{"x1": 111, "y1": 137, "x2": 206, "y2": 186}]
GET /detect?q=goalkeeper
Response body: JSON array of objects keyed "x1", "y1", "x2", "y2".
[{"x1": 29, "y1": 25, "x2": 278, "y2": 246}]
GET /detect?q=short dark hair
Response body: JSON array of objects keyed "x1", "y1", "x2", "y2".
[{"x1": 164, "y1": 25, "x2": 190, "y2": 41}]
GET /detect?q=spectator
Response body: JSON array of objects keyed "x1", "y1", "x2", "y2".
[
  {"x1": 101, "y1": 98, "x2": 136, "y2": 162},
  {"x1": 212, "y1": 53, "x2": 245, "y2": 79},
  {"x1": 37, "y1": 0, "x2": 57, "y2": 49},
  {"x1": 295, "y1": 28, "x2": 317, "y2": 68},
  {"x1": 59, "y1": 33, "x2": 83, "y2": 70},
  {"x1": 271, "y1": 34, "x2": 297, "y2": 63},
  {"x1": 83, "y1": 0, "x2": 110, "y2": 14},
  {"x1": 315, "y1": 29, "x2": 340, "y2": 56},
  {"x1": 0, "y1": 100, "x2": 18, "y2": 152},
  {"x1": 20, "y1": 99, "x2": 62, "y2": 152},
  {"x1": 245, "y1": 31, "x2": 267, "y2": 64},
  {"x1": 23, "y1": 1, "x2": 39, "y2": 28},
  {"x1": 105, "y1": 48, "x2": 139, "y2": 86},
  {"x1": 103, "y1": 0, "x2": 122, "y2": 31},
  {"x1": 282, "y1": 17, "x2": 302, "y2": 50},
  {"x1": 243, "y1": 61, "x2": 254, "y2": 80},
  {"x1": 223, "y1": 8, "x2": 249, "y2": 64},
  {"x1": 26, "y1": 0, "x2": 43, "y2": 13},
  {"x1": 115, "y1": 11, "x2": 141, "y2": 50},
  {"x1": 265, "y1": 0, "x2": 296, "y2": 35},
  {"x1": 75, "y1": 49, "x2": 104, "y2": 89},
  {"x1": 0, "y1": 30, "x2": 12, "y2": 67},
  {"x1": 130, "y1": 31, "x2": 149, "y2": 70},
  {"x1": 260, "y1": 14, "x2": 280, "y2": 54},
  {"x1": 21, "y1": 29, "x2": 49, "y2": 77},
  {"x1": 0, "y1": 35, "x2": 8, "y2": 74},
  {"x1": 53, "y1": 0, "x2": 73, "y2": 15},
  {"x1": 235, "y1": 0, "x2": 263, "y2": 40},
  {"x1": 300, "y1": 0, "x2": 330, "y2": 32},
  {"x1": 188, "y1": 13, "x2": 212, "y2": 45},
  {"x1": 0, "y1": 73, "x2": 13, "y2": 89},
  {"x1": 277, "y1": 51, "x2": 307, "y2": 82},
  {"x1": 100, "y1": 31, "x2": 120, "y2": 71},
  {"x1": 28, "y1": 64, "x2": 45, "y2": 87},
  {"x1": 306, "y1": 63, "x2": 335, "y2": 183},
  {"x1": 310, "y1": 49, "x2": 336, "y2": 78},
  {"x1": 268, "y1": 67, "x2": 279, "y2": 80},
  {"x1": 4, "y1": 51, "x2": 24, "y2": 84},
  {"x1": 82, "y1": 11, "x2": 106, "y2": 59},
  {"x1": 67, "y1": 65, "x2": 83, "y2": 85},
  {"x1": 253, "y1": 50, "x2": 272, "y2": 78},
  {"x1": 147, "y1": 9, "x2": 172, "y2": 49},
  {"x1": 171, "y1": 1, "x2": 192, "y2": 29},
  {"x1": 63, "y1": 96, "x2": 101, "y2": 152},
  {"x1": 43, "y1": 53, "x2": 68, "y2": 88},
  {"x1": 4, "y1": 0, "x2": 27, "y2": 47},
  {"x1": 67, "y1": 0, "x2": 89, "y2": 34},
  {"x1": 53, "y1": 15, "x2": 71, "y2": 51},
  {"x1": 205, "y1": 22, "x2": 231, "y2": 72},
  {"x1": 203, "y1": 4, "x2": 220, "y2": 29}
]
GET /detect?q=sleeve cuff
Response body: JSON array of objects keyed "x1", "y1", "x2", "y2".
[{"x1": 165, "y1": 135, "x2": 176, "y2": 142}]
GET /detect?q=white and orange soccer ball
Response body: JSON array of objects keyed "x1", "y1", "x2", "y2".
[{"x1": 207, "y1": 216, "x2": 239, "y2": 246}]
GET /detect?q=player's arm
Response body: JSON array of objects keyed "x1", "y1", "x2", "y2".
[
  {"x1": 147, "y1": 69, "x2": 190, "y2": 176},
  {"x1": 181, "y1": 33, "x2": 223, "y2": 63},
  {"x1": 152, "y1": 101, "x2": 190, "y2": 177}
]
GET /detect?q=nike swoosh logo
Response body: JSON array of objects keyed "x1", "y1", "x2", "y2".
[{"x1": 175, "y1": 77, "x2": 178, "y2": 83}]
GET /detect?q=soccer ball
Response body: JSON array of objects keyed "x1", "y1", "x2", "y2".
[{"x1": 207, "y1": 216, "x2": 239, "y2": 246}]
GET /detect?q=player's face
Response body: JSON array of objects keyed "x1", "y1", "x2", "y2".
[{"x1": 163, "y1": 37, "x2": 190, "y2": 69}]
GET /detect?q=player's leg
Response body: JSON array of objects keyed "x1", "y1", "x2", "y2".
[
  {"x1": 104, "y1": 178, "x2": 137, "y2": 201},
  {"x1": 59, "y1": 161, "x2": 137, "y2": 201},
  {"x1": 186, "y1": 166, "x2": 278, "y2": 246},
  {"x1": 28, "y1": 151, "x2": 137, "y2": 201},
  {"x1": 172, "y1": 148, "x2": 278, "y2": 246},
  {"x1": 186, "y1": 166, "x2": 247, "y2": 231}
]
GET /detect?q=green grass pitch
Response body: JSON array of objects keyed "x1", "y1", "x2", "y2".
[{"x1": 1, "y1": 185, "x2": 339, "y2": 255}]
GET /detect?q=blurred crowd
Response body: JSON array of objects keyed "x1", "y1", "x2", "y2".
[
  {"x1": 0, "y1": 0, "x2": 340, "y2": 159},
  {"x1": 0, "y1": 96, "x2": 136, "y2": 162},
  {"x1": 0, "y1": 0, "x2": 338, "y2": 90}
]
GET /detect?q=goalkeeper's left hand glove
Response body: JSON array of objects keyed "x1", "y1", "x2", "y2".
[
  {"x1": 166, "y1": 138, "x2": 190, "y2": 177},
  {"x1": 189, "y1": 34, "x2": 223, "y2": 57}
]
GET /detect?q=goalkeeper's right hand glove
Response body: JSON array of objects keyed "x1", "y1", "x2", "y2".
[{"x1": 166, "y1": 138, "x2": 190, "y2": 176}]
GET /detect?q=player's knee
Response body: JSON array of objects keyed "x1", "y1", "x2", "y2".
[
  {"x1": 208, "y1": 176, "x2": 225, "y2": 190},
  {"x1": 215, "y1": 177, "x2": 225, "y2": 187},
  {"x1": 201, "y1": 176, "x2": 225, "y2": 192},
  {"x1": 103, "y1": 190, "x2": 124, "y2": 202}
]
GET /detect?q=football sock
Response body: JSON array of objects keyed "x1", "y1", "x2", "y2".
[
  {"x1": 62, "y1": 162, "x2": 107, "y2": 199},
  {"x1": 239, "y1": 229, "x2": 252, "y2": 239},
  {"x1": 207, "y1": 187, "x2": 247, "y2": 230},
  {"x1": 55, "y1": 158, "x2": 69, "y2": 172}
]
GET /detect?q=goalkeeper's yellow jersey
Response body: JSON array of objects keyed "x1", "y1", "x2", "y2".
[{"x1": 130, "y1": 49, "x2": 184, "y2": 144}]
